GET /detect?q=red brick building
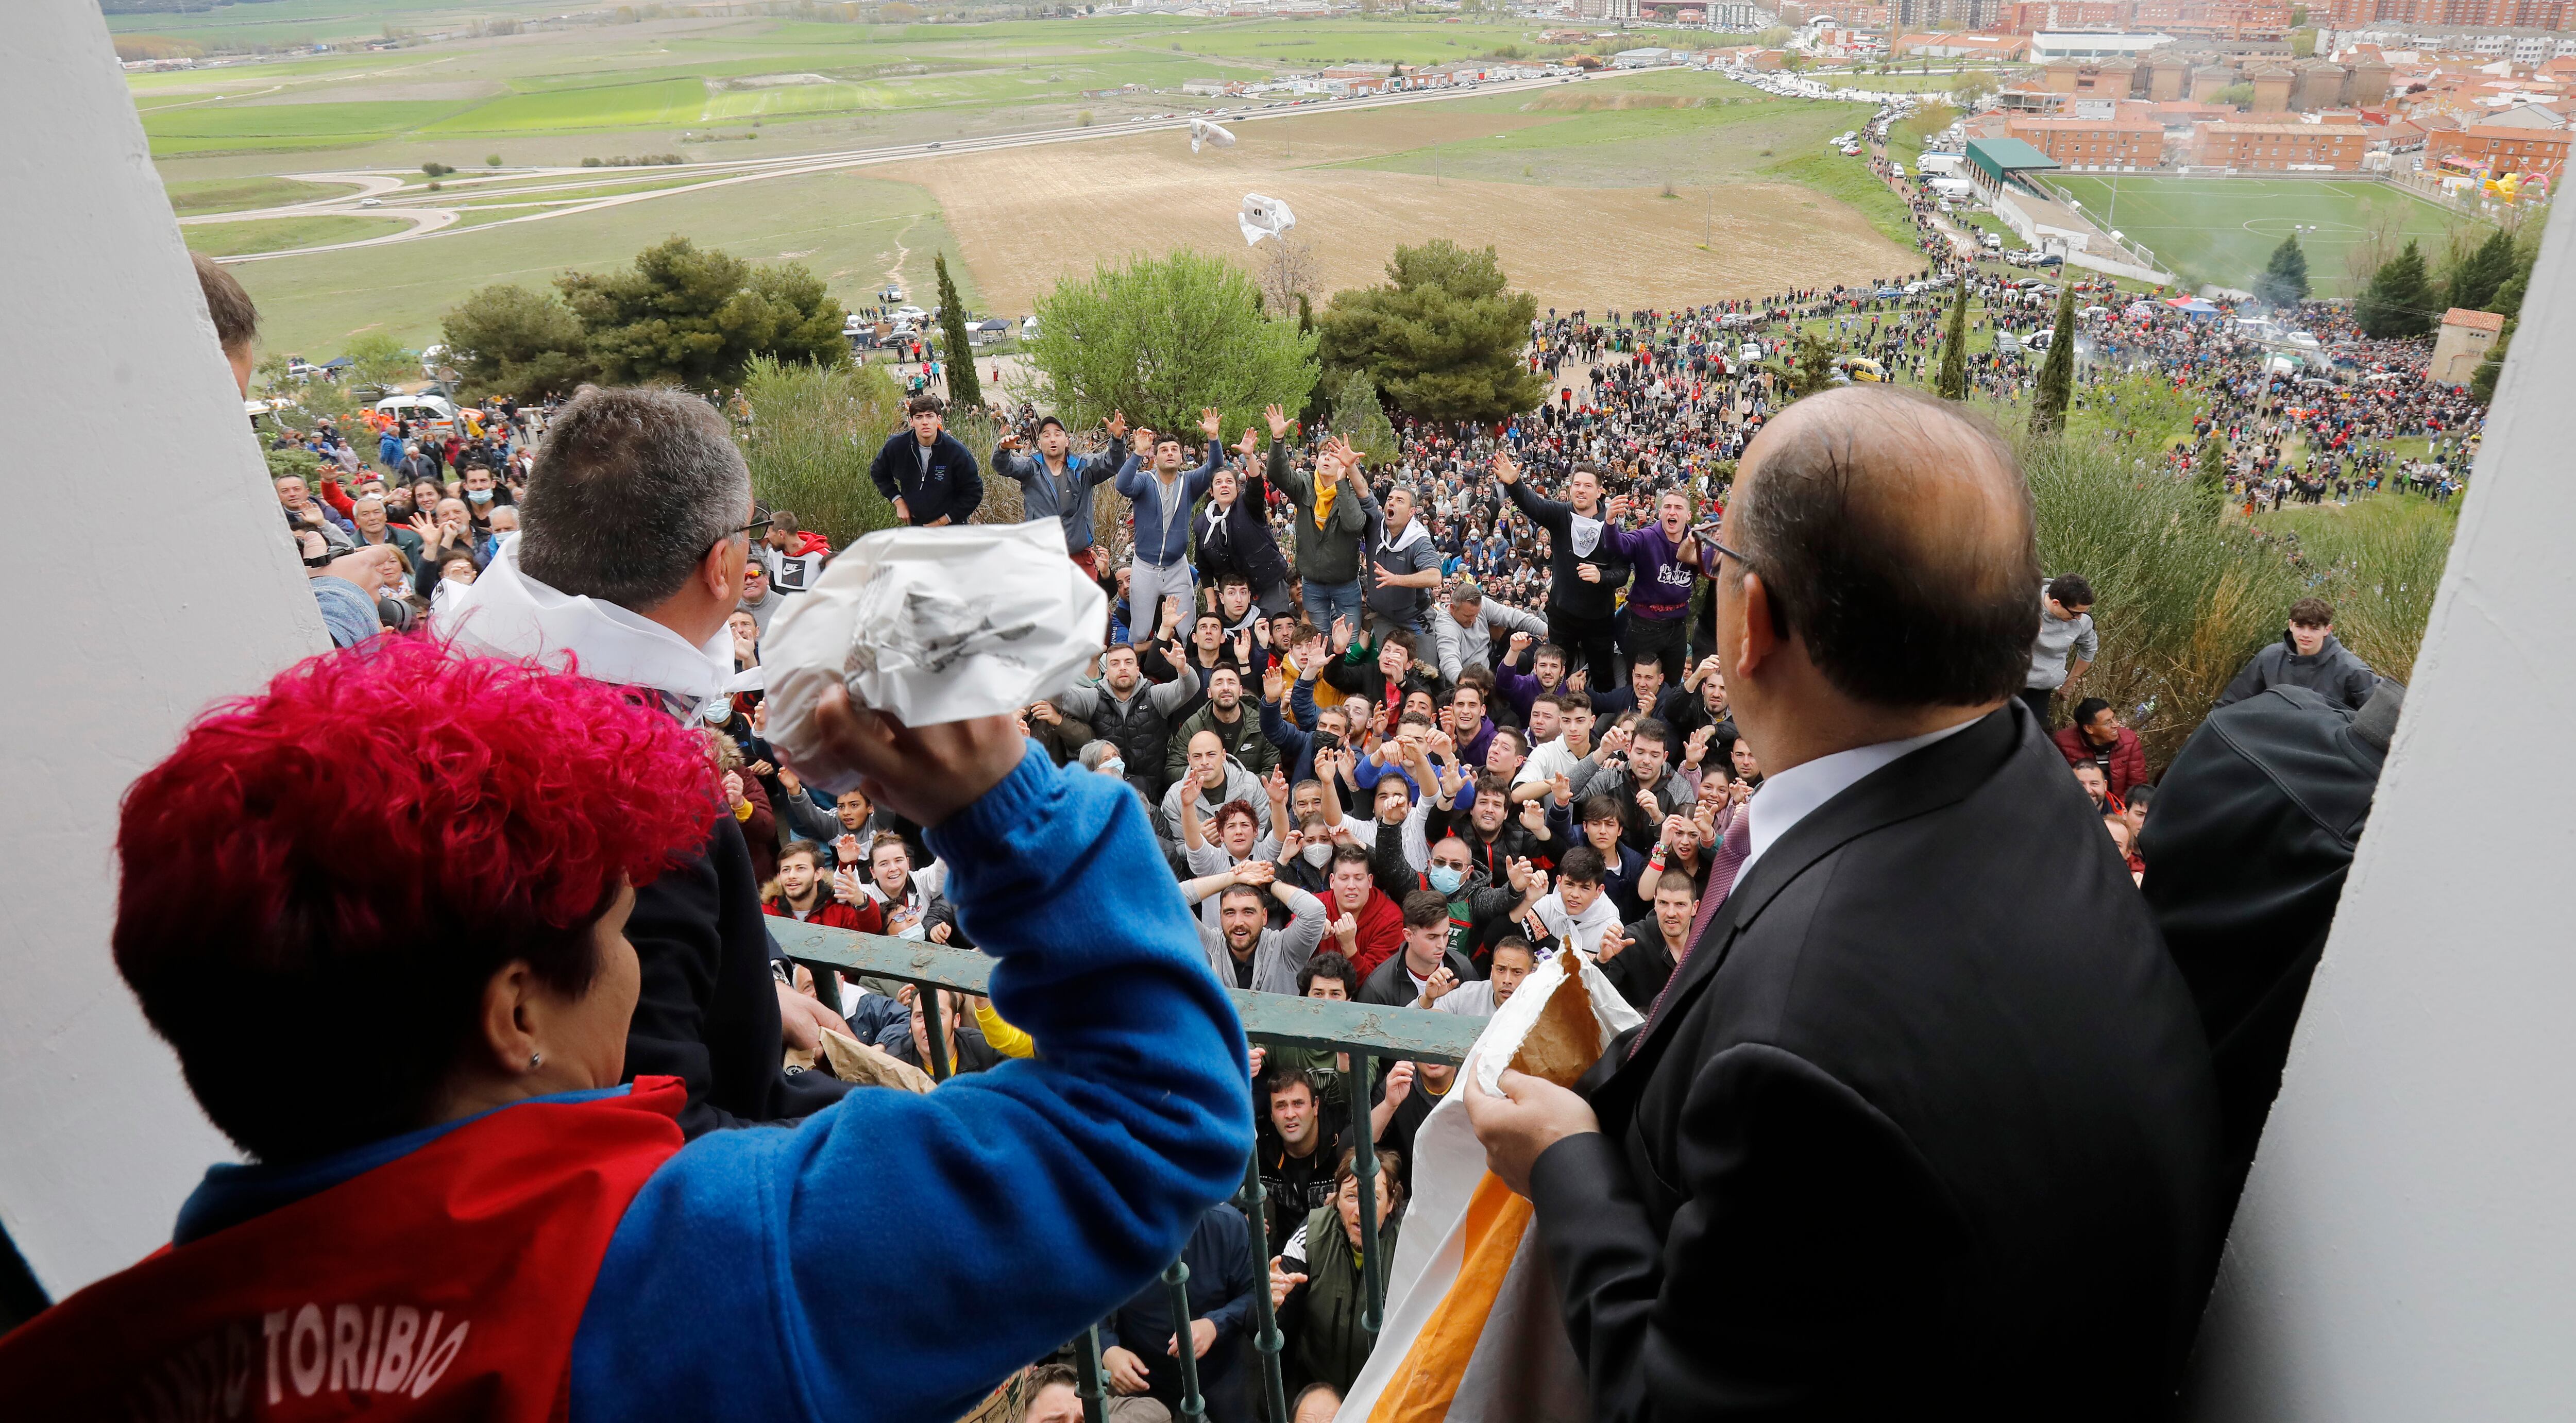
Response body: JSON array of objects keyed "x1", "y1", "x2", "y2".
[
  {"x1": 2319, "y1": 0, "x2": 2569, "y2": 25},
  {"x1": 2427, "y1": 121, "x2": 2570, "y2": 179},
  {"x1": 2190, "y1": 122, "x2": 2372, "y2": 168},
  {"x1": 2005, "y1": 115, "x2": 2171, "y2": 166}
]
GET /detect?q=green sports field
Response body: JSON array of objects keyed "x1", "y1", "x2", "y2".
[{"x1": 2049, "y1": 175, "x2": 2478, "y2": 297}]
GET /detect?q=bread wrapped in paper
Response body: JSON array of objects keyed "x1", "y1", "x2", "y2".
[
  {"x1": 1506, "y1": 950, "x2": 1604, "y2": 1089},
  {"x1": 761, "y1": 521, "x2": 1107, "y2": 793},
  {"x1": 1471, "y1": 946, "x2": 1643, "y2": 1097}
]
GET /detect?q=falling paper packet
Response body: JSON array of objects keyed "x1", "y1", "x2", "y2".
[
  {"x1": 1240, "y1": 192, "x2": 1296, "y2": 246},
  {"x1": 762, "y1": 520, "x2": 1106, "y2": 793}
]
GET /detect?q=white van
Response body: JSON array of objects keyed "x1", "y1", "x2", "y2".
[{"x1": 376, "y1": 393, "x2": 463, "y2": 435}]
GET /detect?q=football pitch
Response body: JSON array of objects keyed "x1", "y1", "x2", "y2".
[{"x1": 2048, "y1": 175, "x2": 2479, "y2": 297}]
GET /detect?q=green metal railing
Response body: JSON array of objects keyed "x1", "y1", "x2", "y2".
[{"x1": 770, "y1": 923, "x2": 1484, "y2": 1423}]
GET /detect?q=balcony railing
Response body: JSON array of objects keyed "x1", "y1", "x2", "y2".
[{"x1": 770, "y1": 922, "x2": 1485, "y2": 1423}]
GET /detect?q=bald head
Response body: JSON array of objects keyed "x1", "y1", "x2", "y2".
[{"x1": 1730, "y1": 386, "x2": 2039, "y2": 708}]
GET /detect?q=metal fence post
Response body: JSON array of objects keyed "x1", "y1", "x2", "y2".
[
  {"x1": 1348, "y1": 1061, "x2": 1384, "y2": 1336},
  {"x1": 921, "y1": 986, "x2": 952, "y2": 1082},
  {"x1": 1163, "y1": 1257, "x2": 1207, "y2": 1423},
  {"x1": 1074, "y1": 1324, "x2": 1108, "y2": 1423},
  {"x1": 1239, "y1": 1151, "x2": 1291, "y2": 1423}
]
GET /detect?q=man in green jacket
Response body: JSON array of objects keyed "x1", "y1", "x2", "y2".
[
  {"x1": 1166, "y1": 664, "x2": 1280, "y2": 784},
  {"x1": 1260, "y1": 404, "x2": 1377, "y2": 640}
]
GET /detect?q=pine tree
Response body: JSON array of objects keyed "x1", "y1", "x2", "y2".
[
  {"x1": 934, "y1": 252, "x2": 982, "y2": 410},
  {"x1": 2445, "y1": 227, "x2": 2517, "y2": 314},
  {"x1": 2251, "y1": 234, "x2": 2311, "y2": 308},
  {"x1": 1936, "y1": 280, "x2": 1971, "y2": 400},
  {"x1": 2353, "y1": 240, "x2": 2436, "y2": 338},
  {"x1": 2028, "y1": 284, "x2": 2077, "y2": 436},
  {"x1": 1780, "y1": 327, "x2": 1837, "y2": 400}
]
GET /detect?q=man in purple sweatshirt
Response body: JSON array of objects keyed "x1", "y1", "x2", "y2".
[{"x1": 1605, "y1": 488, "x2": 1709, "y2": 681}]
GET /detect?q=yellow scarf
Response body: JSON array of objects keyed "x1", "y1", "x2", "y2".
[{"x1": 1313, "y1": 482, "x2": 1337, "y2": 531}]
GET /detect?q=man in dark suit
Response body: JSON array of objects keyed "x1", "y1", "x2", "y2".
[{"x1": 1466, "y1": 386, "x2": 2222, "y2": 1420}]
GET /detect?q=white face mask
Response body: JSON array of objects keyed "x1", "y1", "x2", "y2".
[
  {"x1": 1302, "y1": 842, "x2": 1333, "y2": 868},
  {"x1": 1099, "y1": 760, "x2": 1125, "y2": 780}
]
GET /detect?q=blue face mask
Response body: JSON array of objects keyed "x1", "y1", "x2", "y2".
[
  {"x1": 1427, "y1": 864, "x2": 1465, "y2": 895},
  {"x1": 465, "y1": 487, "x2": 494, "y2": 504}
]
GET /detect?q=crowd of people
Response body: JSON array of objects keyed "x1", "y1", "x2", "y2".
[{"x1": 21, "y1": 249, "x2": 2449, "y2": 1423}]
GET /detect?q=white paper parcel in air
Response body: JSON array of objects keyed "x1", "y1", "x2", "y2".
[
  {"x1": 1190, "y1": 118, "x2": 1236, "y2": 154},
  {"x1": 1239, "y1": 192, "x2": 1296, "y2": 246},
  {"x1": 762, "y1": 521, "x2": 1107, "y2": 793}
]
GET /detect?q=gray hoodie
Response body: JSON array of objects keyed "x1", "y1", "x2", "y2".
[
  {"x1": 1159, "y1": 757, "x2": 1267, "y2": 846},
  {"x1": 2216, "y1": 631, "x2": 2376, "y2": 712}
]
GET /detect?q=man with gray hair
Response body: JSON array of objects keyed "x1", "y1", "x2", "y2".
[
  {"x1": 1365, "y1": 482, "x2": 1443, "y2": 643},
  {"x1": 1428, "y1": 578, "x2": 1548, "y2": 684},
  {"x1": 437, "y1": 383, "x2": 850, "y2": 1138}
]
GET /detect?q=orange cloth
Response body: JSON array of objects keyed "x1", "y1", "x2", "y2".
[{"x1": 1367, "y1": 1173, "x2": 1534, "y2": 1423}]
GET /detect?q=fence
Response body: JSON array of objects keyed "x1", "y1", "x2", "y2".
[{"x1": 768, "y1": 921, "x2": 1487, "y2": 1423}]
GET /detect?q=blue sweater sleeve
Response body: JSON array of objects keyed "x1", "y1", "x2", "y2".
[{"x1": 573, "y1": 746, "x2": 1254, "y2": 1423}]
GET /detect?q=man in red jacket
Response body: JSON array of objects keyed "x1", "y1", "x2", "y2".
[
  {"x1": 1323, "y1": 841, "x2": 1404, "y2": 977},
  {"x1": 2055, "y1": 696, "x2": 2149, "y2": 803}
]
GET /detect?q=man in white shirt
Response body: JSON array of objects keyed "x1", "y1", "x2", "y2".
[
  {"x1": 1511, "y1": 690, "x2": 1593, "y2": 803},
  {"x1": 1419, "y1": 935, "x2": 1538, "y2": 1018}
]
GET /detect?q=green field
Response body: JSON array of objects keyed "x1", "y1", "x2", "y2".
[
  {"x1": 182, "y1": 213, "x2": 411, "y2": 256},
  {"x1": 165, "y1": 173, "x2": 355, "y2": 213},
  {"x1": 224, "y1": 169, "x2": 965, "y2": 359},
  {"x1": 2051, "y1": 175, "x2": 2479, "y2": 297}
]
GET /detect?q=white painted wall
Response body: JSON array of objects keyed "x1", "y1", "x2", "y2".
[
  {"x1": 0, "y1": 7, "x2": 327, "y2": 1298},
  {"x1": 2185, "y1": 206, "x2": 2575, "y2": 1415}
]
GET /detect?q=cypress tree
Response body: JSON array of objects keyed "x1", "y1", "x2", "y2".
[
  {"x1": 1936, "y1": 280, "x2": 1971, "y2": 400},
  {"x1": 2471, "y1": 319, "x2": 2512, "y2": 402},
  {"x1": 2251, "y1": 234, "x2": 2311, "y2": 307},
  {"x1": 2354, "y1": 240, "x2": 2436, "y2": 338},
  {"x1": 2446, "y1": 227, "x2": 2516, "y2": 314},
  {"x1": 2194, "y1": 436, "x2": 2228, "y2": 518},
  {"x1": 934, "y1": 252, "x2": 982, "y2": 410},
  {"x1": 2029, "y1": 283, "x2": 2077, "y2": 436}
]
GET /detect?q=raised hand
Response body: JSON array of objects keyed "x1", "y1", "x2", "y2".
[
  {"x1": 1268, "y1": 1256, "x2": 1308, "y2": 1311},
  {"x1": 1661, "y1": 813, "x2": 1691, "y2": 851},
  {"x1": 1236, "y1": 426, "x2": 1260, "y2": 458},
  {"x1": 1200, "y1": 406, "x2": 1224, "y2": 441},
  {"x1": 1106, "y1": 409, "x2": 1127, "y2": 439},
  {"x1": 1264, "y1": 665, "x2": 1287, "y2": 704},
  {"x1": 1266, "y1": 765, "x2": 1290, "y2": 804},
  {"x1": 1330, "y1": 615, "x2": 1353, "y2": 653},
  {"x1": 1420, "y1": 966, "x2": 1460, "y2": 1004},
  {"x1": 1237, "y1": 859, "x2": 1278, "y2": 887},
  {"x1": 1506, "y1": 855, "x2": 1535, "y2": 893},
  {"x1": 1382, "y1": 1059, "x2": 1418, "y2": 1108},
  {"x1": 1506, "y1": 630, "x2": 1534, "y2": 656},
  {"x1": 1234, "y1": 628, "x2": 1253, "y2": 663},
  {"x1": 1635, "y1": 787, "x2": 1659, "y2": 818},
  {"x1": 1519, "y1": 797, "x2": 1548, "y2": 835},
  {"x1": 1265, "y1": 403, "x2": 1290, "y2": 439},
  {"x1": 1330, "y1": 913, "x2": 1358, "y2": 946},
  {"x1": 1565, "y1": 668, "x2": 1589, "y2": 694},
  {"x1": 1550, "y1": 771, "x2": 1573, "y2": 806},
  {"x1": 1684, "y1": 724, "x2": 1714, "y2": 768},
  {"x1": 1597, "y1": 924, "x2": 1630, "y2": 962}
]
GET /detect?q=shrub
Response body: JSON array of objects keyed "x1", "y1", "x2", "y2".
[
  {"x1": 421, "y1": 162, "x2": 452, "y2": 177},
  {"x1": 733, "y1": 356, "x2": 907, "y2": 550}
]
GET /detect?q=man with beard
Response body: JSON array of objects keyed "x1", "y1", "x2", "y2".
[
  {"x1": 1170, "y1": 664, "x2": 1279, "y2": 784},
  {"x1": 1183, "y1": 860, "x2": 1329, "y2": 994},
  {"x1": 1049, "y1": 642, "x2": 1202, "y2": 803}
]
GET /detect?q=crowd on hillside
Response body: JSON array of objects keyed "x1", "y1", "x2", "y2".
[{"x1": 216, "y1": 243, "x2": 2475, "y2": 1423}]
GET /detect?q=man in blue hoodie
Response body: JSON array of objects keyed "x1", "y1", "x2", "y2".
[
  {"x1": 870, "y1": 393, "x2": 986, "y2": 527},
  {"x1": 1115, "y1": 409, "x2": 1226, "y2": 653}
]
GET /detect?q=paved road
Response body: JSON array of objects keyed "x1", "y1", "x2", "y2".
[{"x1": 202, "y1": 66, "x2": 1681, "y2": 264}]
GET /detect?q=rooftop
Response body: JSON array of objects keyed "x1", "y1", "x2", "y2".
[{"x1": 2443, "y1": 308, "x2": 2507, "y2": 332}]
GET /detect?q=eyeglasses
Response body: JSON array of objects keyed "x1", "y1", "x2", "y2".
[{"x1": 727, "y1": 516, "x2": 775, "y2": 541}]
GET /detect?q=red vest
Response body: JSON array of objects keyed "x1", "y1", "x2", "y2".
[{"x1": 0, "y1": 1078, "x2": 686, "y2": 1421}]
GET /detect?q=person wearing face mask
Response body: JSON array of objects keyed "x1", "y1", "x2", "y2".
[
  {"x1": 1404, "y1": 832, "x2": 1548, "y2": 972},
  {"x1": 460, "y1": 465, "x2": 510, "y2": 533}
]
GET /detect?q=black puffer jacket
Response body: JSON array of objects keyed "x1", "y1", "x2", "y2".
[{"x1": 2141, "y1": 681, "x2": 2398, "y2": 1211}]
